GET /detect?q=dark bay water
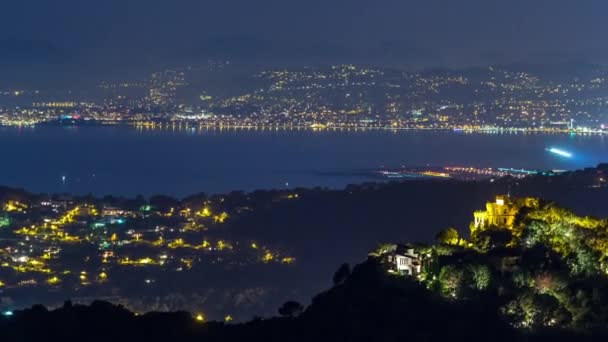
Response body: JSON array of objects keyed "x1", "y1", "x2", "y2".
[{"x1": 2, "y1": 126, "x2": 607, "y2": 196}]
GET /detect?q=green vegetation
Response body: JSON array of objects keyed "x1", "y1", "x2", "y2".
[
  {"x1": 0, "y1": 215, "x2": 9, "y2": 228},
  {"x1": 7, "y1": 196, "x2": 608, "y2": 341},
  {"x1": 376, "y1": 199, "x2": 608, "y2": 329}
]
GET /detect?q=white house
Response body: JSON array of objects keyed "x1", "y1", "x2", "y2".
[{"x1": 386, "y1": 245, "x2": 422, "y2": 276}]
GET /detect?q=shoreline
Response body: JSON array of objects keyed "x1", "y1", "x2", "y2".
[{"x1": 1, "y1": 120, "x2": 606, "y2": 135}]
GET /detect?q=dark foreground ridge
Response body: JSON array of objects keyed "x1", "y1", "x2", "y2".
[
  {"x1": 0, "y1": 259, "x2": 532, "y2": 342},
  {"x1": 4, "y1": 240, "x2": 608, "y2": 341},
  {"x1": 1, "y1": 260, "x2": 606, "y2": 342},
  {"x1": 2, "y1": 166, "x2": 608, "y2": 340}
]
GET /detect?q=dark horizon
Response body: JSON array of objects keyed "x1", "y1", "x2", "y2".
[{"x1": 2, "y1": 0, "x2": 608, "y2": 86}]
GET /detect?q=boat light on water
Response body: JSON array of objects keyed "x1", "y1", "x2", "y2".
[{"x1": 546, "y1": 147, "x2": 573, "y2": 158}]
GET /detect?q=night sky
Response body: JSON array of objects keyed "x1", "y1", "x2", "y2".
[{"x1": 1, "y1": 0, "x2": 606, "y2": 81}]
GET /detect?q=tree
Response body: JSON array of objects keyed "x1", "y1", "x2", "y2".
[
  {"x1": 470, "y1": 264, "x2": 492, "y2": 290},
  {"x1": 278, "y1": 301, "x2": 304, "y2": 317},
  {"x1": 568, "y1": 246, "x2": 600, "y2": 276},
  {"x1": 438, "y1": 265, "x2": 465, "y2": 299},
  {"x1": 150, "y1": 195, "x2": 179, "y2": 212},
  {"x1": 370, "y1": 243, "x2": 396, "y2": 257},
  {"x1": 474, "y1": 228, "x2": 513, "y2": 251},
  {"x1": 502, "y1": 292, "x2": 571, "y2": 328},
  {"x1": 436, "y1": 227, "x2": 461, "y2": 246},
  {"x1": 333, "y1": 263, "x2": 351, "y2": 285}
]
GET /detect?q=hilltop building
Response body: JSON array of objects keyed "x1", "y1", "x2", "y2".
[{"x1": 473, "y1": 195, "x2": 539, "y2": 229}]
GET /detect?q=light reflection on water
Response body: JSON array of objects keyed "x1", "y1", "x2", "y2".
[{"x1": 1, "y1": 125, "x2": 607, "y2": 196}]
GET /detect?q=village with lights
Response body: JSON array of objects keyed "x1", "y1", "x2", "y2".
[
  {"x1": 0, "y1": 189, "x2": 298, "y2": 318},
  {"x1": 1, "y1": 165, "x2": 608, "y2": 335}
]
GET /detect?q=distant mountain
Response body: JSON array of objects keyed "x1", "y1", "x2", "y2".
[{"x1": 495, "y1": 61, "x2": 607, "y2": 81}]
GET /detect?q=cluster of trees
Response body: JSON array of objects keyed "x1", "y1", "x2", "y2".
[{"x1": 425, "y1": 201, "x2": 608, "y2": 329}]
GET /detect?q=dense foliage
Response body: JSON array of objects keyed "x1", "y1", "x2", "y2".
[{"x1": 421, "y1": 200, "x2": 608, "y2": 329}]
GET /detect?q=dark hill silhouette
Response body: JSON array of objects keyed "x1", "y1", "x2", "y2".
[{"x1": 3, "y1": 258, "x2": 608, "y2": 342}]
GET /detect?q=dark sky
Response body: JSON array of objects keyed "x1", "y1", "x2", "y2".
[{"x1": 1, "y1": 0, "x2": 606, "y2": 81}]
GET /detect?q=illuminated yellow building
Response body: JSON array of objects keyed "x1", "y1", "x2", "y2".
[{"x1": 473, "y1": 195, "x2": 539, "y2": 229}]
